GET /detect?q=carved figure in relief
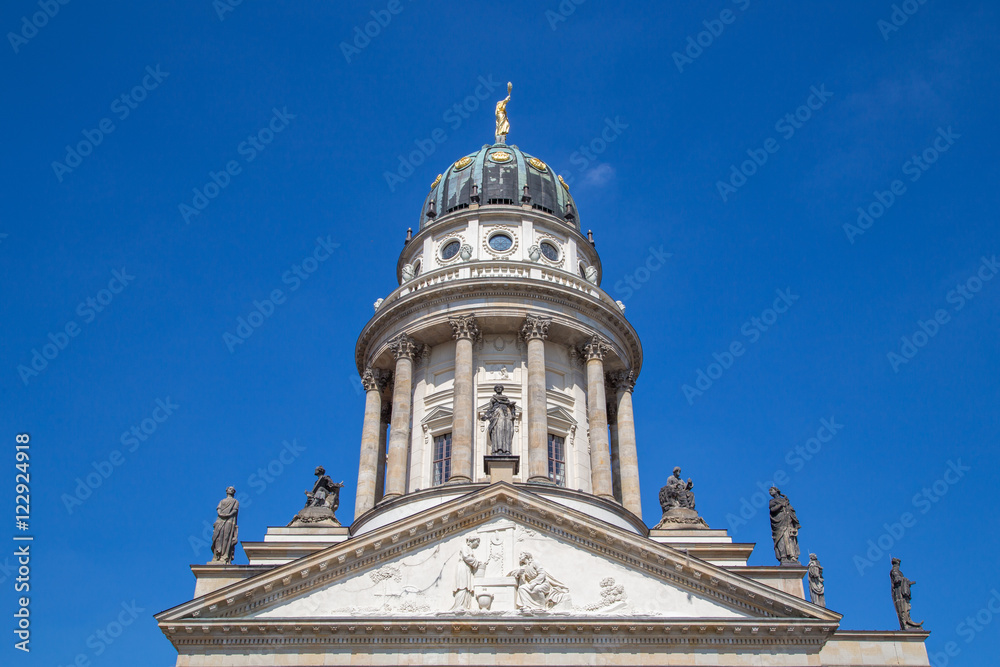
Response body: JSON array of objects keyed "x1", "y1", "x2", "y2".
[
  {"x1": 450, "y1": 536, "x2": 483, "y2": 611},
  {"x1": 769, "y1": 487, "x2": 801, "y2": 565},
  {"x1": 507, "y1": 551, "x2": 570, "y2": 611},
  {"x1": 890, "y1": 558, "x2": 924, "y2": 631},
  {"x1": 480, "y1": 384, "x2": 516, "y2": 455},
  {"x1": 209, "y1": 486, "x2": 239, "y2": 564}
]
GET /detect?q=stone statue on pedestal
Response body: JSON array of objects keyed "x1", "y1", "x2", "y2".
[
  {"x1": 654, "y1": 467, "x2": 708, "y2": 529},
  {"x1": 480, "y1": 385, "x2": 516, "y2": 455},
  {"x1": 807, "y1": 553, "x2": 825, "y2": 607},
  {"x1": 769, "y1": 487, "x2": 801, "y2": 565},
  {"x1": 288, "y1": 466, "x2": 344, "y2": 527},
  {"x1": 209, "y1": 486, "x2": 239, "y2": 564},
  {"x1": 890, "y1": 558, "x2": 924, "y2": 631}
]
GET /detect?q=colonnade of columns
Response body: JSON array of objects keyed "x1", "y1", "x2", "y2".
[{"x1": 353, "y1": 318, "x2": 642, "y2": 520}]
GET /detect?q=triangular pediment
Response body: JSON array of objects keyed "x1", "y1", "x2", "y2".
[{"x1": 159, "y1": 484, "x2": 838, "y2": 624}]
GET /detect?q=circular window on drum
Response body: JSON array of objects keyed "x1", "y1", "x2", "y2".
[
  {"x1": 539, "y1": 241, "x2": 559, "y2": 261},
  {"x1": 441, "y1": 240, "x2": 461, "y2": 260},
  {"x1": 488, "y1": 233, "x2": 513, "y2": 252}
]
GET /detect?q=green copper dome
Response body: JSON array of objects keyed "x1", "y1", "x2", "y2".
[{"x1": 420, "y1": 144, "x2": 580, "y2": 229}]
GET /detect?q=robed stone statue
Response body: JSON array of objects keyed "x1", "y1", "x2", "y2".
[
  {"x1": 288, "y1": 466, "x2": 344, "y2": 527},
  {"x1": 450, "y1": 536, "x2": 483, "y2": 611},
  {"x1": 480, "y1": 385, "x2": 516, "y2": 455},
  {"x1": 807, "y1": 553, "x2": 826, "y2": 607},
  {"x1": 507, "y1": 551, "x2": 571, "y2": 611},
  {"x1": 769, "y1": 487, "x2": 801, "y2": 565},
  {"x1": 654, "y1": 466, "x2": 707, "y2": 529},
  {"x1": 890, "y1": 558, "x2": 924, "y2": 631},
  {"x1": 209, "y1": 486, "x2": 239, "y2": 564}
]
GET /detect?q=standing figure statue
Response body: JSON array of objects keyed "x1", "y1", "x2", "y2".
[
  {"x1": 450, "y1": 536, "x2": 483, "y2": 611},
  {"x1": 209, "y1": 486, "x2": 239, "y2": 564},
  {"x1": 507, "y1": 551, "x2": 571, "y2": 611},
  {"x1": 807, "y1": 553, "x2": 826, "y2": 607},
  {"x1": 890, "y1": 558, "x2": 924, "y2": 630},
  {"x1": 480, "y1": 385, "x2": 516, "y2": 455},
  {"x1": 769, "y1": 487, "x2": 801, "y2": 565},
  {"x1": 495, "y1": 82, "x2": 512, "y2": 143},
  {"x1": 288, "y1": 466, "x2": 344, "y2": 527}
]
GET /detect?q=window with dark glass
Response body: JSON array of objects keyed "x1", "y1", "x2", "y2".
[
  {"x1": 432, "y1": 433, "x2": 452, "y2": 486},
  {"x1": 441, "y1": 240, "x2": 461, "y2": 260},
  {"x1": 540, "y1": 241, "x2": 559, "y2": 261},
  {"x1": 547, "y1": 433, "x2": 566, "y2": 486},
  {"x1": 488, "y1": 233, "x2": 513, "y2": 252}
]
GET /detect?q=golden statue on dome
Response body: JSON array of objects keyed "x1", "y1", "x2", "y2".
[{"x1": 495, "y1": 81, "x2": 512, "y2": 143}]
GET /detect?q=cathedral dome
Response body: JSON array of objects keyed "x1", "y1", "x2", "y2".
[{"x1": 419, "y1": 144, "x2": 580, "y2": 228}]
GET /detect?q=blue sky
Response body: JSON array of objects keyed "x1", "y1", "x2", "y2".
[{"x1": 1, "y1": 1, "x2": 998, "y2": 665}]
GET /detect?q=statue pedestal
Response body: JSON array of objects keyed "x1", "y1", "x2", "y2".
[
  {"x1": 483, "y1": 455, "x2": 519, "y2": 484},
  {"x1": 653, "y1": 507, "x2": 709, "y2": 530}
]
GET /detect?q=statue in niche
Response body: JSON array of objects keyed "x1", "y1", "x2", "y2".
[
  {"x1": 450, "y1": 536, "x2": 483, "y2": 611},
  {"x1": 507, "y1": 551, "x2": 570, "y2": 611},
  {"x1": 209, "y1": 486, "x2": 239, "y2": 564},
  {"x1": 769, "y1": 487, "x2": 801, "y2": 565},
  {"x1": 890, "y1": 558, "x2": 924, "y2": 631},
  {"x1": 288, "y1": 466, "x2": 344, "y2": 526},
  {"x1": 807, "y1": 553, "x2": 826, "y2": 607},
  {"x1": 480, "y1": 384, "x2": 516, "y2": 455}
]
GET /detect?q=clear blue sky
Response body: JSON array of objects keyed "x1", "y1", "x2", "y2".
[{"x1": 2, "y1": 1, "x2": 998, "y2": 665}]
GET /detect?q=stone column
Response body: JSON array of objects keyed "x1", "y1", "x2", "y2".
[
  {"x1": 521, "y1": 315, "x2": 552, "y2": 483},
  {"x1": 375, "y1": 402, "x2": 390, "y2": 503},
  {"x1": 384, "y1": 333, "x2": 420, "y2": 500},
  {"x1": 448, "y1": 315, "x2": 480, "y2": 483},
  {"x1": 584, "y1": 335, "x2": 614, "y2": 500},
  {"x1": 614, "y1": 370, "x2": 642, "y2": 517},
  {"x1": 606, "y1": 379, "x2": 622, "y2": 503},
  {"x1": 354, "y1": 367, "x2": 390, "y2": 519}
]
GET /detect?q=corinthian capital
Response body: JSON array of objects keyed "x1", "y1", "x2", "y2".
[
  {"x1": 610, "y1": 369, "x2": 636, "y2": 393},
  {"x1": 388, "y1": 333, "x2": 421, "y2": 360},
  {"x1": 448, "y1": 314, "x2": 481, "y2": 342},
  {"x1": 520, "y1": 314, "x2": 552, "y2": 342},
  {"x1": 582, "y1": 334, "x2": 612, "y2": 361},
  {"x1": 361, "y1": 367, "x2": 393, "y2": 392}
]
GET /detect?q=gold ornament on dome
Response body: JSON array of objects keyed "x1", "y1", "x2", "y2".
[
  {"x1": 558, "y1": 174, "x2": 570, "y2": 191},
  {"x1": 430, "y1": 173, "x2": 442, "y2": 189},
  {"x1": 489, "y1": 150, "x2": 512, "y2": 163},
  {"x1": 453, "y1": 156, "x2": 473, "y2": 171},
  {"x1": 527, "y1": 157, "x2": 547, "y2": 172}
]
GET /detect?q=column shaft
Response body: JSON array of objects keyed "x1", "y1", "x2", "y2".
[
  {"x1": 522, "y1": 315, "x2": 552, "y2": 484},
  {"x1": 354, "y1": 370, "x2": 383, "y2": 519},
  {"x1": 609, "y1": 412, "x2": 622, "y2": 503},
  {"x1": 450, "y1": 328, "x2": 476, "y2": 482},
  {"x1": 375, "y1": 404, "x2": 390, "y2": 502},
  {"x1": 585, "y1": 336, "x2": 614, "y2": 499},
  {"x1": 384, "y1": 335, "x2": 418, "y2": 500},
  {"x1": 616, "y1": 375, "x2": 642, "y2": 516}
]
